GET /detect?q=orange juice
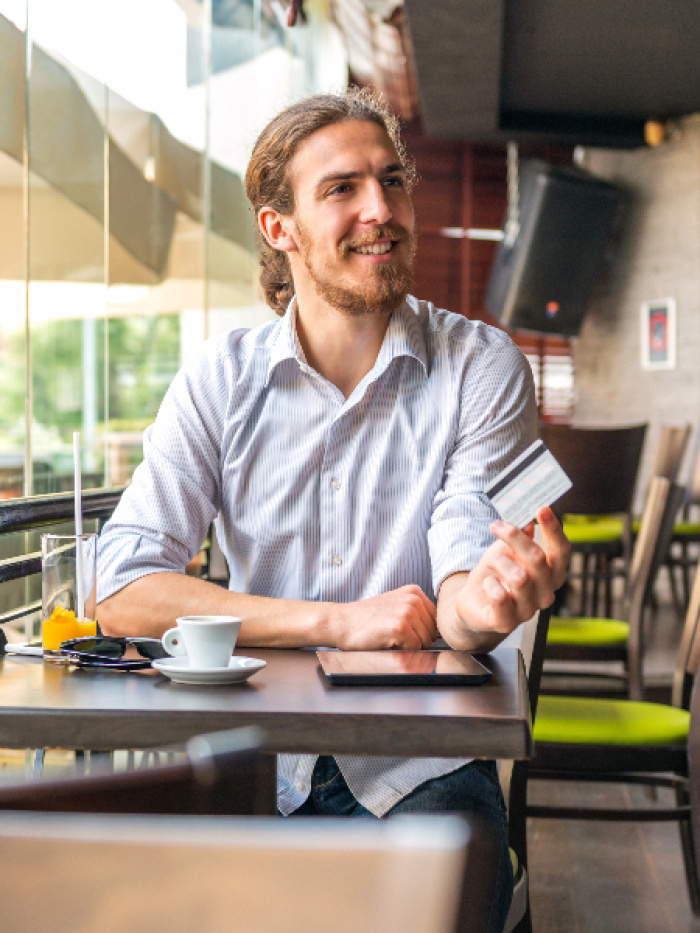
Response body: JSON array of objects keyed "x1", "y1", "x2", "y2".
[{"x1": 42, "y1": 606, "x2": 97, "y2": 651}]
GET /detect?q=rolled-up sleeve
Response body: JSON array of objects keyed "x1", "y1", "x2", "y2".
[
  {"x1": 97, "y1": 342, "x2": 229, "y2": 602},
  {"x1": 428, "y1": 333, "x2": 538, "y2": 594}
]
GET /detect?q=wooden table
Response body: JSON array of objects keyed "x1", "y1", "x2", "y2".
[{"x1": 0, "y1": 646, "x2": 532, "y2": 760}]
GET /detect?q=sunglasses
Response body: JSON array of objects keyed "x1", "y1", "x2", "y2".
[{"x1": 59, "y1": 636, "x2": 169, "y2": 670}]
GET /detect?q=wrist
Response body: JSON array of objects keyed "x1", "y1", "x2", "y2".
[
  {"x1": 311, "y1": 600, "x2": 345, "y2": 648},
  {"x1": 438, "y1": 577, "x2": 501, "y2": 652}
]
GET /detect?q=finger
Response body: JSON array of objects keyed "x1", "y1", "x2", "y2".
[
  {"x1": 485, "y1": 560, "x2": 543, "y2": 622},
  {"x1": 484, "y1": 535, "x2": 555, "y2": 614},
  {"x1": 522, "y1": 520, "x2": 536, "y2": 540},
  {"x1": 480, "y1": 576, "x2": 522, "y2": 632},
  {"x1": 490, "y1": 519, "x2": 537, "y2": 557},
  {"x1": 385, "y1": 601, "x2": 434, "y2": 650},
  {"x1": 403, "y1": 586, "x2": 439, "y2": 642},
  {"x1": 487, "y1": 550, "x2": 530, "y2": 594},
  {"x1": 489, "y1": 522, "x2": 550, "y2": 581},
  {"x1": 412, "y1": 585, "x2": 438, "y2": 621},
  {"x1": 407, "y1": 611, "x2": 437, "y2": 649},
  {"x1": 419, "y1": 601, "x2": 439, "y2": 642},
  {"x1": 535, "y1": 507, "x2": 571, "y2": 588},
  {"x1": 391, "y1": 625, "x2": 425, "y2": 650}
]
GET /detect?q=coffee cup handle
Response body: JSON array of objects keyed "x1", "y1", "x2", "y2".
[{"x1": 162, "y1": 627, "x2": 186, "y2": 657}]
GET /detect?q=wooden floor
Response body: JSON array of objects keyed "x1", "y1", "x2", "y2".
[
  {"x1": 528, "y1": 570, "x2": 700, "y2": 932},
  {"x1": 527, "y1": 779, "x2": 700, "y2": 932}
]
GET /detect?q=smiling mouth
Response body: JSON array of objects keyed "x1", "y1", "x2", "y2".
[{"x1": 350, "y1": 241, "x2": 395, "y2": 256}]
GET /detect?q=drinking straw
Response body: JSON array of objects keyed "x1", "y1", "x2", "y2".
[{"x1": 73, "y1": 431, "x2": 85, "y2": 621}]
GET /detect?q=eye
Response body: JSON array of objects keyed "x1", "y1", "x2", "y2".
[
  {"x1": 328, "y1": 182, "x2": 353, "y2": 196},
  {"x1": 382, "y1": 175, "x2": 405, "y2": 188}
]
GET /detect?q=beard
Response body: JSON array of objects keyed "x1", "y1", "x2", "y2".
[{"x1": 295, "y1": 221, "x2": 416, "y2": 317}]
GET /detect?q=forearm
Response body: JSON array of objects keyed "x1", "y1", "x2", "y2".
[
  {"x1": 436, "y1": 571, "x2": 508, "y2": 653},
  {"x1": 97, "y1": 571, "x2": 336, "y2": 647}
]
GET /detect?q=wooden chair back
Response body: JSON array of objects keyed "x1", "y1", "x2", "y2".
[
  {"x1": 539, "y1": 422, "x2": 647, "y2": 517},
  {"x1": 673, "y1": 556, "x2": 700, "y2": 710},
  {"x1": 624, "y1": 477, "x2": 685, "y2": 699},
  {"x1": 0, "y1": 722, "x2": 507, "y2": 933},
  {"x1": 0, "y1": 726, "x2": 273, "y2": 816},
  {"x1": 649, "y1": 423, "x2": 692, "y2": 482},
  {"x1": 0, "y1": 811, "x2": 470, "y2": 933},
  {"x1": 680, "y1": 434, "x2": 700, "y2": 508},
  {"x1": 627, "y1": 477, "x2": 686, "y2": 612}
]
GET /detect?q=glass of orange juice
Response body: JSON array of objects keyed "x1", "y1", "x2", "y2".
[{"x1": 41, "y1": 534, "x2": 98, "y2": 661}]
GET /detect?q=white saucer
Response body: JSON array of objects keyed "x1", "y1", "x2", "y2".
[{"x1": 152, "y1": 655, "x2": 266, "y2": 685}]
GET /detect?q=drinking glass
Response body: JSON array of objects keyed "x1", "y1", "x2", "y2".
[{"x1": 41, "y1": 533, "x2": 98, "y2": 661}]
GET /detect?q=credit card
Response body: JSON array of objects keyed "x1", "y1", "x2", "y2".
[{"x1": 485, "y1": 439, "x2": 572, "y2": 528}]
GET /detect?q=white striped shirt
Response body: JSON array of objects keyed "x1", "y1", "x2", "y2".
[{"x1": 98, "y1": 296, "x2": 537, "y2": 816}]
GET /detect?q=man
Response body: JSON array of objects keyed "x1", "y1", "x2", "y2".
[{"x1": 98, "y1": 89, "x2": 569, "y2": 932}]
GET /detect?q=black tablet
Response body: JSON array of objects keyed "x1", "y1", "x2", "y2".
[{"x1": 316, "y1": 649, "x2": 492, "y2": 686}]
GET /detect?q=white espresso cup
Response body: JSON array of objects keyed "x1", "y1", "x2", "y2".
[{"x1": 162, "y1": 615, "x2": 241, "y2": 669}]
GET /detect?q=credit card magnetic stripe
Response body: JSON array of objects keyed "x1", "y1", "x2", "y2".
[{"x1": 485, "y1": 439, "x2": 572, "y2": 529}]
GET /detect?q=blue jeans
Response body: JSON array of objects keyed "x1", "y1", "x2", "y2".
[{"x1": 288, "y1": 756, "x2": 513, "y2": 933}]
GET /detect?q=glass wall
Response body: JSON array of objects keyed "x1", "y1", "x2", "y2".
[
  {"x1": 0, "y1": 1, "x2": 27, "y2": 499},
  {"x1": 0, "y1": 0, "x2": 347, "y2": 495}
]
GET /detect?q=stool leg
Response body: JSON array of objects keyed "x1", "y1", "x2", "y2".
[
  {"x1": 592, "y1": 554, "x2": 603, "y2": 618},
  {"x1": 603, "y1": 554, "x2": 613, "y2": 619},
  {"x1": 579, "y1": 553, "x2": 591, "y2": 616},
  {"x1": 88, "y1": 751, "x2": 114, "y2": 773},
  {"x1": 682, "y1": 541, "x2": 692, "y2": 609},
  {"x1": 667, "y1": 560, "x2": 685, "y2": 627},
  {"x1": 32, "y1": 749, "x2": 45, "y2": 779}
]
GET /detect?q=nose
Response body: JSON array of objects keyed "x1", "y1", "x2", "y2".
[{"x1": 357, "y1": 179, "x2": 392, "y2": 226}]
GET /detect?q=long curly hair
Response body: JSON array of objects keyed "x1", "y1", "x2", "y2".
[{"x1": 244, "y1": 88, "x2": 414, "y2": 316}]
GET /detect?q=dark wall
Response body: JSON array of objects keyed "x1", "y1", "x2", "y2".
[{"x1": 403, "y1": 120, "x2": 571, "y2": 323}]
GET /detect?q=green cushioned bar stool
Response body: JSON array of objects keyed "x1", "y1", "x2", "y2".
[
  {"x1": 563, "y1": 515, "x2": 625, "y2": 544},
  {"x1": 526, "y1": 551, "x2": 700, "y2": 917},
  {"x1": 547, "y1": 615, "x2": 629, "y2": 648},
  {"x1": 534, "y1": 694, "x2": 690, "y2": 746},
  {"x1": 546, "y1": 477, "x2": 685, "y2": 699}
]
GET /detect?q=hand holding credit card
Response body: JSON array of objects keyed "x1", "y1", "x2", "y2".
[{"x1": 485, "y1": 439, "x2": 572, "y2": 529}]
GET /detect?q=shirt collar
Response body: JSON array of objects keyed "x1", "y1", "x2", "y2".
[
  {"x1": 265, "y1": 296, "x2": 428, "y2": 387},
  {"x1": 374, "y1": 300, "x2": 428, "y2": 378},
  {"x1": 265, "y1": 297, "x2": 306, "y2": 385}
]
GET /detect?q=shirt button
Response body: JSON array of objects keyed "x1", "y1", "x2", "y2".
[
  {"x1": 295, "y1": 781, "x2": 306, "y2": 793},
  {"x1": 332, "y1": 555, "x2": 343, "y2": 566},
  {"x1": 330, "y1": 478, "x2": 341, "y2": 491}
]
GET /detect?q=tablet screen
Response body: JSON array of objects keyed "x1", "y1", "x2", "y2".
[{"x1": 316, "y1": 650, "x2": 492, "y2": 686}]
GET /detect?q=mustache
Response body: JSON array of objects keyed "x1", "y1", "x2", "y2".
[{"x1": 339, "y1": 225, "x2": 411, "y2": 256}]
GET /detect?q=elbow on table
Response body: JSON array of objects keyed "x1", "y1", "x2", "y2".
[{"x1": 97, "y1": 590, "x2": 135, "y2": 637}]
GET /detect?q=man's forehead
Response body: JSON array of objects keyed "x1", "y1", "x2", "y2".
[{"x1": 289, "y1": 119, "x2": 402, "y2": 189}]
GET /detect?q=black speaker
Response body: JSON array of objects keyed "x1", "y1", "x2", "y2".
[{"x1": 485, "y1": 160, "x2": 621, "y2": 336}]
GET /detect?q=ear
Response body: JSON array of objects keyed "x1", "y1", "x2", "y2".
[{"x1": 258, "y1": 206, "x2": 298, "y2": 254}]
